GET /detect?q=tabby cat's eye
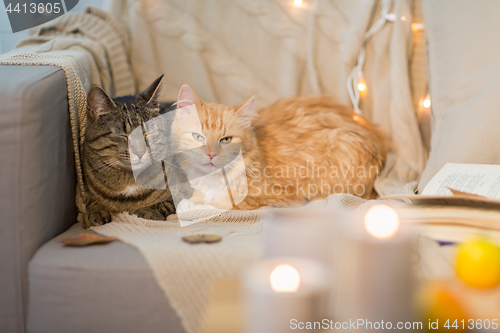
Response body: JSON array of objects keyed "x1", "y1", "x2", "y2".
[
  {"x1": 220, "y1": 136, "x2": 232, "y2": 144},
  {"x1": 192, "y1": 133, "x2": 205, "y2": 142}
]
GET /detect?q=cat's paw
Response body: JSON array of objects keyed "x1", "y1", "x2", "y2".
[
  {"x1": 83, "y1": 209, "x2": 112, "y2": 228},
  {"x1": 234, "y1": 197, "x2": 262, "y2": 210},
  {"x1": 176, "y1": 199, "x2": 195, "y2": 214},
  {"x1": 134, "y1": 208, "x2": 165, "y2": 221}
]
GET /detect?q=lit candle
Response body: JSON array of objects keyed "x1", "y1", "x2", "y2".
[
  {"x1": 263, "y1": 209, "x2": 343, "y2": 319},
  {"x1": 331, "y1": 205, "x2": 415, "y2": 329},
  {"x1": 242, "y1": 257, "x2": 328, "y2": 333}
]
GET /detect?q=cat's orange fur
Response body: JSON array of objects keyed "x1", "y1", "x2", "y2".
[{"x1": 172, "y1": 85, "x2": 389, "y2": 211}]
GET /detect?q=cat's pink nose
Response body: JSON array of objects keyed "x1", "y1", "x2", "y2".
[
  {"x1": 208, "y1": 151, "x2": 218, "y2": 160},
  {"x1": 135, "y1": 151, "x2": 146, "y2": 159}
]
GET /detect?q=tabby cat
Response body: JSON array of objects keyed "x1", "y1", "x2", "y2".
[
  {"x1": 82, "y1": 75, "x2": 175, "y2": 228},
  {"x1": 172, "y1": 85, "x2": 389, "y2": 213}
]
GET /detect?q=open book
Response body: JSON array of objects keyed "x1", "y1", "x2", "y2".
[{"x1": 387, "y1": 163, "x2": 500, "y2": 232}]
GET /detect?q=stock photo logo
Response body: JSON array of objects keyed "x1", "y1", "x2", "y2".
[
  {"x1": 4, "y1": 0, "x2": 79, "y2": 33},
  {"x1": 128, "y1": 105, "x2": 248, "y2": 227}
]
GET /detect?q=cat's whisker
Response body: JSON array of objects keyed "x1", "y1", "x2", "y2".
[
  {"x1": 98, "y1": 160, "x2": 122, "y2": 173},
  {"x1": 91, "y1": 161, "x2": 112, "y2": 170}
]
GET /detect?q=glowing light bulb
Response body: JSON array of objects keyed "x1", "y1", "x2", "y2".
[
  {"x1": 357, "y1": 82, "x2": 367, "y2": 92},
  {"x1": 423, "y1": 98, "x2": 431, "y2": 108},
  {"x1": 412, "y1": 23, "x2": 425, "y2": 32},
  {"x1": 294, "y1": 0, "x2": 303, "y2": 6},
  {"x1": 270, "y1": 264, "x2": 300, "y2": 293},
  {"x1": 364, "y1": 205, "x2": 400, "y2": 239}
]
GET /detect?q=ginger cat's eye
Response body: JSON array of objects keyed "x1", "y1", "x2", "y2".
[
  {"x1": 192, "y1": 133, "x2": 205, "y2": 142},
  {"x1": 220, "y1": 136, "x2": 232, "y2": 144}
]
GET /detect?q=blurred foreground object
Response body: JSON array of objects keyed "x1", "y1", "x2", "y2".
[
  {"x1": 242, "y1": 257, "x2": 327, "y2": 333},
  {"x1": 416, "y1": 281, "x2": 468, "y2": 332},
  {"x1": 456, "y1": 239, "x2": 500, "y2": 289}
]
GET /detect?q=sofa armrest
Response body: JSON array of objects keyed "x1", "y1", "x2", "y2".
[{"x1": 0, "y1": 65, "x2": 77, "y2": 333}]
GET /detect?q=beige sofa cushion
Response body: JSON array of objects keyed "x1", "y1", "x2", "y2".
[
  {"x1": 418, "y1": 0, "x2": 500, "y2": 192},
  {"x1": 28, "y1": 223, "x2": 185, "y2": 333}
]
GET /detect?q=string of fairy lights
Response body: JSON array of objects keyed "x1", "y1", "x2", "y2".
[
  {"x1": 346, "y1": 0, "x2": 396, "y2": 115},
  {"x1": 292, "y1": 0, "x2": 431, "y2": 114}
]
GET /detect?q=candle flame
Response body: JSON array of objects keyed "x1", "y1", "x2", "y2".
[
  {"x1": 270, "y1": 264, "x2": 300, "y2": 293},
  {"x1": 364, "y1": 205, "x2": 400, "y2": 239},
  {"x1": 294, "y1": 0, "x2": 303, "y2": 6}
]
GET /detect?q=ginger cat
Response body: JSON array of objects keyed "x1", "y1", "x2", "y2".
[{"x1": 172, "y1": 85, "x2": 389, "y2": 212}]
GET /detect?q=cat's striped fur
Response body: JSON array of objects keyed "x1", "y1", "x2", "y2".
[{"x1": 82, "y1": 76, "x2": 175, "y2": 228}]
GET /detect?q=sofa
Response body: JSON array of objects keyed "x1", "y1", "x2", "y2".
[{"x1": 2, "y1": 0, "x2": 500, "y2": 332}]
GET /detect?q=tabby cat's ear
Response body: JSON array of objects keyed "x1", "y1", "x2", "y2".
[
  {"x1": 177, "y1": 84, "x2": 201, "y2": 110},
  {"x1": 140, "y1": 74, "x2": 164, "y2": 106},
  {"x1": 236, "y1": 95, "x2": 257, "y2": 127},
  {"x1": 87, "y1": 86, "x2": 116, "y2": 121}
]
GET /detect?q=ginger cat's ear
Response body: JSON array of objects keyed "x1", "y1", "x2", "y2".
[
  {"x1": 236, "y1": 95, "x2": 257, "y2": 127},
  {"x1": 177, "y1": 84, "x2": 201, "y2": 110}
]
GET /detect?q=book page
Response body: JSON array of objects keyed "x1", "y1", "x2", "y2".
[{"x1": 422, "y1": 163, "x2": 500, "y2": 199}]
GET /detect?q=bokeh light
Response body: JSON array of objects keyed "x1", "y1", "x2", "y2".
[
  {"x1": 270, "y1": 264, "x2": 301, "y2": 293},
  {"x1": 364, "y1": 205, "x2": 400, "y2": 239}
]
